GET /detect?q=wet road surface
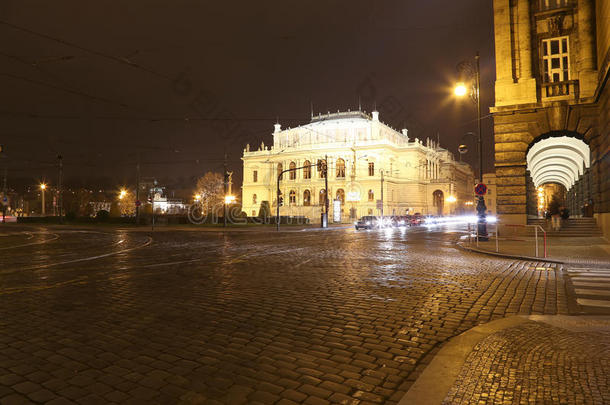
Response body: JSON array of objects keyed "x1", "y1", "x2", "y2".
[{"x1": 0, "y1": 225, "x2": 569, "y2": 404}]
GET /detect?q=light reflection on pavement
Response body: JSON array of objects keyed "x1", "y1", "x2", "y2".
[{"x1": 0, "y1": 225, "x2": 569, "y2": 404}]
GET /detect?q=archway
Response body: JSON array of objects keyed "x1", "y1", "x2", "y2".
[
  {"x1": 432, "y1": 190, "x2": 444, "y2": 216},
  {"x1": 526, "y1": 134, "x2": 591, "y2": 218}
]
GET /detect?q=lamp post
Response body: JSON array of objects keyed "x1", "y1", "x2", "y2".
[
  {"x1": 455, "y1": 52, "x2": 487, "y2": 240},
  {"x1": 40, "y1": 183, "x2": 46, "y2": 216}
]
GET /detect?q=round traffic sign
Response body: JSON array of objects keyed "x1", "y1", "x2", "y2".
[
  {"x1": 135, "y1": 200, "x2": 141, "y2": 207},
  {"x1": 474, "y1": 183, "x2": 487, "y2": 196}
]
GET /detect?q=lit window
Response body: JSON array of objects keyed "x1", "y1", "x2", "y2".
[
  {"x1": 253, "y1": 170, "x2": 258, "y2": 183},
  {"x1": 539, "y1": 0, "x2": 568, "y2": 11},
  {"x1": 368, "y1": 190, "x2": 374, "y2": 201},
  {"x1": 289, "y1": 162, "x2": 296, "y2": 180},
  {"x1": 336, "y1": 189, "x2": 345, "y2": 204},
  {"x1": 542, "y1": 36, "x2": 569, "y2": 83},
  {"x1": 303, "y1": 160, "x2": 311, "y2": 179},
  {"x1": 303, "y1": 190, "x2": 311, "y2": 206},
  {"x1": 317, "y1": 159, "x2": 326, "y2": 178},
  {"x1": 368, "y1": 162, "x2": 375, "y2": 176},
  {"x1": 336, "y1": 158, "x2": 345, "y2": 178}
]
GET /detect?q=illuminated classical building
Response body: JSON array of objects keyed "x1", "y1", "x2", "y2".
[
  {"x1": 241, "y1": 111, "x2": 474, "y2": 223},
  {"x1": 491, "y1": 0, "x2": 609, "y2": 236}
]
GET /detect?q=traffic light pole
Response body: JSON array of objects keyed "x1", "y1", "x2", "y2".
[{"x1": 324, "y1": 155, "x2": 328, "y2": 228}]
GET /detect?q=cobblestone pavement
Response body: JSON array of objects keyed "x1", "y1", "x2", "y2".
[
  {"x1": 0, "y1": 225, "x2": 570, "y2": 404},
  {"x1": 443, "y1": 321, "x2": 610, "y2": 404}
]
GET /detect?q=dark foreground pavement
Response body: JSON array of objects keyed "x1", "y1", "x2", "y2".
[{"x1": 0, "y1": 224, "x2": 588, "y2": 404}]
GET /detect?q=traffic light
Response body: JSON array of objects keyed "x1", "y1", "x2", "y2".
[{"x1": 278, "y1": 196, "x2": 284, "y2": 207}]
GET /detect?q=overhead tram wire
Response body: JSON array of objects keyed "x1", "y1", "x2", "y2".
[
  {"x1": 0, "y1": 20, "x2": 172, "y2": 82},
  {"x1": 0, "y1": 52, "x2": 129, "y2": 109},
  {"x1": 0, "y1": 73, "x2": 129, "y2": 108}
]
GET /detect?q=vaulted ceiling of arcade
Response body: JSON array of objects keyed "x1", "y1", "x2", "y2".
[{"x1": 526, "y1": 136, "x2": 590, "y2": 191}]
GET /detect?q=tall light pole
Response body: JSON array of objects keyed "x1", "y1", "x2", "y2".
[
  {"x1": 455, "y1": 52, "x2": 487, "y2": 240},
  {"x1": 57, "y1": 155, "x2": 63, "y2": 224},
  {"x1": 40, "y1": 183, "x2": 46, "y2": 216}
]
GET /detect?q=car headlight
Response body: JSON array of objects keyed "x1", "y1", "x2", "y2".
[{"x1": 366, "y1": 221, "x2": 370, "y2": 225}]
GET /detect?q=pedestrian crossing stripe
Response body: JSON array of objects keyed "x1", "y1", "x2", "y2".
[
  {"x1": 577, "y1": 298, "x2": 610, "y2": 308},
  {"x1": 574, "y1": 289, "x2": 610, "y2": 296},
  {"x1": 573, "y1": 281, "x2": 610, "y2": 288}
]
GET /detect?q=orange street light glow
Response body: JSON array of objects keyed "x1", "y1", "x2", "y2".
[
  {"x1": 40, "y1": 183, "x2": 46, "y2": 190},
  {"x1": 454, "y1": 82, "x2": 467, "y2": 97}
]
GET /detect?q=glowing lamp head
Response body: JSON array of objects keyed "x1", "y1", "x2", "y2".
[
  {"x1": 119, "y1": 189, "x2": 127, "y2": 199},
  {"x1": 224, "y1": 195, "x2": 235, "y2": 204},
  {"x1": 446, "y1": 195, "x2": 457, "y2": 203},
  {"x1": 40, "y1": 183, "x2": 46, "y2": 190},
  {"x1": 454, "y1": 82, "x2": 468, "y2": 97},
  {"x1": 194, "y1": 194, "x2": 201, "y2": 201}
]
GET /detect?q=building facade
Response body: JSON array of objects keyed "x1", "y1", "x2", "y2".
[
  {"x1": 241, "y1": 111, "x2": 474, "y2": 223},
  {"x1": 491, "y1": 0, "x2": 609, "y2": 236}
]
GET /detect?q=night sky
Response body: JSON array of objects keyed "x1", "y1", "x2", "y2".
[{"x1": 1, "y1": 0, "x2": 494, "y2": 192}]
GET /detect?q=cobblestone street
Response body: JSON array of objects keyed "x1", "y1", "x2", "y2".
[{"x1": 0, "y1": 225, "x2": 573, "y2": 404}]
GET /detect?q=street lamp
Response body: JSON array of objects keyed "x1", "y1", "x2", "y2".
[
  {"x1": 119, "y1": 189, "x2": 127, "y2": 200},
  {"x1": 224, "y1": 195, "x2": 235, "y2": 227},
  {"x1": 454, "y1": 51, "x2": 488, "y2": 240},
  {"x1": 40, "y1": 183, "x2": 46, "y2": 216}
]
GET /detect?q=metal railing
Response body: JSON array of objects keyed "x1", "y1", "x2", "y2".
[{"x1": 466, "y1": 222, "x2": 547, "y2": 258}]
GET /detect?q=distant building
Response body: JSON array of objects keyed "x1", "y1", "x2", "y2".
[
  {"x1": 491, "y1": 0, "x2": 609, "y2": 236},
  {"x1": 241, "y1": 110, "x2": 474, "y2": 223}
]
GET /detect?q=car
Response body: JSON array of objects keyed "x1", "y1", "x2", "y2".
[
  {"x1": 355, "y1": 216, "x2": 376, "y2": 230},
  {"x1": 393, "y1": 216, "x2": 410, "y2": 227},
  {"x1": 410, "y1": 213, "x2": 424, "y2": 226}
]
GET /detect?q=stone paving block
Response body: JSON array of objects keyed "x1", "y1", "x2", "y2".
[{"x1": 27, "y1": 388, "x2": 57, "y2": 403}]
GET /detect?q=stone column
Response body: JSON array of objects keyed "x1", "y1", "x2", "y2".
[
  {"x1": 517, "y1": 0, "x2": 533, "y2": 80},
  {"x1": 577, "y1": 0, "x2": 598, "y2": 98}
]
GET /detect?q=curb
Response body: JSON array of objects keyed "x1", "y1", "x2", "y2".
[
  {"x1": 456, "y1": 241, "x2": 610, "y2": 266},
  {"x1": 455, "y1": 241, "x2": 564, "y2": 263},
  {"x1": 398, "y1": 316, "x2": 529, "y2": 405},
  {"x1": 398, "y1": 315, "x2": 610, "y2": 405}
]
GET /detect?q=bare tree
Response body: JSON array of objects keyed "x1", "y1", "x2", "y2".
[{"x1": 196, "y1": 172, "x2": 224, "y2": 214}]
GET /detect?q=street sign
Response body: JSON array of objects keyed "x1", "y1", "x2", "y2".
[
  {"x1": 135, "y1": 200, "x2": 141, "y2": 207},
  {"x1": 376, "y1": 199, "x2": 383, "y2": 210},
  {"x1": 474, "y1": 183, "x2": 487, "y2": 196}
]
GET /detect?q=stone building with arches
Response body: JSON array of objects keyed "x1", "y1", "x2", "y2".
[
  {"x1": 241, "y1": 110, "x2": 474, "y2": 223},
  {"x1": 491, "y1": 0, "x2": 609, "y2": 236}
]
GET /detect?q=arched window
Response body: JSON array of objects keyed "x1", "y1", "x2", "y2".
[
  {"x1": 303, "y1": 190, "x2": 311, "y2": 206},
  {"x1": 368, "y1": 189, "x2": 374, "y2": 201},
  {"x1": 252, "y1": 194, "x2": 257, "y2": 204},
  {"x1": 289, "y1": 190, "x2": 296, "y2": 205},
  {"x1": 317, "y1": 159, "x2": 326, "y2": 178},
  {"x1": 303, "y1": 160, "x2": 311, "y2": 179},
  {"x1": 277, "y1": 163, "x2": 283, "y2": 180},
  {"x1": 319, "y1": 189, "x2": 326, "y2": 206},
  {"x1": 289, "y1": 161, "x2": 296, "y2": 180},
  {"x1": 336, "y1": 158, "x2": 345, "y2": 178},
  {"x1": 336, "y1": 189, "x2": 345, "y2": 204}
]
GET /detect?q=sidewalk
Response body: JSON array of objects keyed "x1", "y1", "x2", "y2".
[
  {"x1": 459, "y1": 236, "x2": 610, "y2": 266},
  {"x1": 400, "y1": 315, "x2": 610, "y2": 405}
]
